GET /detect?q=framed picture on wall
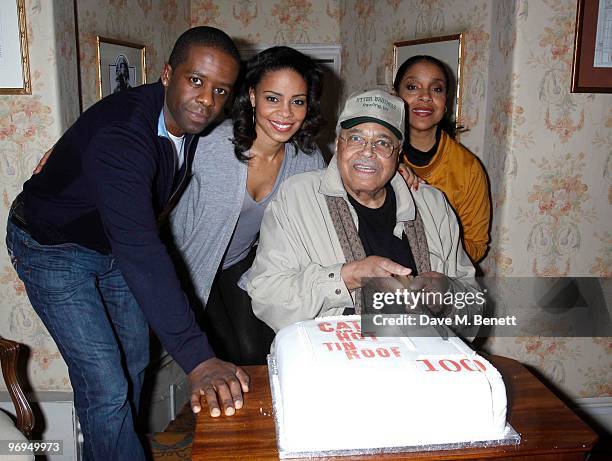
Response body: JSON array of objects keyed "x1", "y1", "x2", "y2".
[
  {"x1": 96, "y1": 36, "x2": 146, "y2": 99},
  {"x1": 393, "y1": 34, "x2": 464, "y2": 134},
  {"x1": 571, "y1": 0, "x2": 612, "y2": 93},
  {"x1": 0, "y1": 0, "x2": 31, "y2": 94}
]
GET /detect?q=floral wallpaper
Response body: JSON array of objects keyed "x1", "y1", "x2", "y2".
[
  {"x1": 191, "y1": 0, "x2": 342, "y2": 45},
  {"x1": 480, "y1": 0, "x2": 611, "y2": 400},
  {"x1": 0, "y1": 0, "x2": 74, "y2": 391},
  {"x1": 2, "y1": 0, "x2": 610, "y2": 401}
]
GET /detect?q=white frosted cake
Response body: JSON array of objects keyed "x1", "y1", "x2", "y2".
[{"x1": 270, "y1": 315, "x2": 508, "y2": 455}]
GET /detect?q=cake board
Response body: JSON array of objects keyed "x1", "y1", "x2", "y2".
[{"x1": 267, "y1": 356, "x2": 521, "y2": 459}]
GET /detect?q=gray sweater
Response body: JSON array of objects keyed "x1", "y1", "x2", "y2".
[{"x1": 169, "y1": 119, "x2": 326, "y2": 306}]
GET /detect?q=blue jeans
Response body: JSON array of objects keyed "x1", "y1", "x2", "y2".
[{"x1": 6, "y1": 218, "x2": 149, "y2": 461}]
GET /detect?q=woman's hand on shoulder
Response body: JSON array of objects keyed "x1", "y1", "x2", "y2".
[{"x1": 398, "y1": 163, "x2": 425, "y2": 191}]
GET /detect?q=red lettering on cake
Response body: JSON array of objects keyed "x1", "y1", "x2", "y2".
[
  {"x1": 416, "y1": 359, "x2": 438, "y2": 372},
  {"x1": 337, "y1": 331, "x2": 365, "y2": 342},
  {"x1": 460, "y1": 359, "x2": 480, "y2": 372},
  {"x1": 439, "y1": 359, "x2": 461, "y2": 372},
  {"x1": 361, "y1": 348, "x2": 375, "y2": 358},
  {"x1": 376, "y1": 348, "x2": 390, "y2": 358},
  {"x1": 318, "y1": 322, "x2": 334, "y2": 332},
  {"x1": 416, "y1": 358, "x2": 488, "y2": 372},
  {"x1": 335, "y1": 321, "x2": 352, "y2": 330},
  {"x1": 323, "y1": 342, "x2": 334, "y2": 351},
  {"x1": 336, "y1": 330, "x2": 351, "y2": 341},
  {"x1": 349, "y1": 320, "x2": 361, "y2": 331},
  {"x1": 340, "y1": 347, "x2": 401, "y2": 360},
  {"x1": 359, "y1": 333, "x2": 379, "y2": 342},
  {"x1": 345, "y1": 349, "x2": 360, "y2": 360}
]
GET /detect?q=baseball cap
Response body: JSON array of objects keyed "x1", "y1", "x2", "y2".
[{"x1": 337, "y1": 89, "x2": 405, "y2": 140}]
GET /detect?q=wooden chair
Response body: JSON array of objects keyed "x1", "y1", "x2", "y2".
[{"x1": 0, "y1": 338, "x2": 35, "y2": 437}]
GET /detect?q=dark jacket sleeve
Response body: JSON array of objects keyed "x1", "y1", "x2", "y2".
[{"x1": 83, "y1": 123, "x2": 213, "y2": 373}]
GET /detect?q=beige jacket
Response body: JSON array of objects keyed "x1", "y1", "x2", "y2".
[{"x1": 244, "y1": 156, "x2": 479, "y2": 332}]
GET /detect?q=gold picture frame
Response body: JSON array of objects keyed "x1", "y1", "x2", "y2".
[
  {"x1": 0, "y1": 0, "x2": 31, "y2": 94},
  {"x1": 96, "y1": 36, "x2": 146, "y2": 99},
  {"x1": 393, "y1": 34, "x2": 464, "y2": 133}
]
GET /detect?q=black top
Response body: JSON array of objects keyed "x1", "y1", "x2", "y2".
[
  {"x1": 403, "y1": 126, "x2": 442, "y2": 166},
  {"x1": 19, "y1": 82, "x2": 212, "y2": 373},
  {"x1": 347, "y1": 184, "x2": 417, "y2": 274}
]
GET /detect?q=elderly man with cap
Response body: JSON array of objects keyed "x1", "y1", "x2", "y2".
[{"x1": 244, "y1": 89, "x2": 480, "y2": 332}]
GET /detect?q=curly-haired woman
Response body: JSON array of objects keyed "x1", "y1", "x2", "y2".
[{"x1": 170, "y1": 46, "x2": 326, "y2": 365}]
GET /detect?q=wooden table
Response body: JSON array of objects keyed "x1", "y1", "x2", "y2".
[{"x1": 192, "y1": 356, "x2": 598, "y2": 460}]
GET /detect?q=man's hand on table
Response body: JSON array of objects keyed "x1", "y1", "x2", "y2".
[{"x1": 188, "y1": 357, "x2": 250, "y2": 417}]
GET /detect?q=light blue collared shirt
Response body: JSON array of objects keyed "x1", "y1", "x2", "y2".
[{"x1": 158, "y1": 109, "x2": 185, "y2": 170}]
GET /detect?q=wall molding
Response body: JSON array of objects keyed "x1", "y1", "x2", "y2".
[
  {"x1": 238, "y1": 43, "x2": 342, "y2": 76},
  {"x1": 574, "y1": 397, "x2": 612, "y2": 435},
  {"x1": 0, "y1": 397, "x2": 79, "y2": 461}
]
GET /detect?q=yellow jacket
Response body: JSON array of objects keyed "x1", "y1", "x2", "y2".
[{"x1": 402, "y1": 131, "x2": 491, "y2": 262}]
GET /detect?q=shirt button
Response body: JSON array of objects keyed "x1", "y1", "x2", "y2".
[
  {"x1": 335, "y1": 289, "x2": 341, "y2": 295},
  {"x1": 328, "y1": 273, "x2": 334, "y2": 278}
]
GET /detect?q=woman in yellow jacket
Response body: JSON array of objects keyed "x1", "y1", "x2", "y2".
[{"x1": 395, "y1": 55, "x2": 491, "y2": 263}]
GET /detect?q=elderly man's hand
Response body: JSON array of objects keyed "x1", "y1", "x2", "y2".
[
  {"x1": 341, "y1": 256, "x2": 412, "y2": 290},
  {"x1": 405, "y1": 271, "x2": 451, "y2": 315},
  {"x1": 188, "y1": 357, "x2": 250, "y2": 417}
]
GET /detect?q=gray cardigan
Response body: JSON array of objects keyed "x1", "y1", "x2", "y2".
[{"x1": 169, "y1": 119, "x2": 326, "y2": 306}]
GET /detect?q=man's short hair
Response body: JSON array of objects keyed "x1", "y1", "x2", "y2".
[{"x1": 168, "y1": 26, "x2": 240, "y2": 69}]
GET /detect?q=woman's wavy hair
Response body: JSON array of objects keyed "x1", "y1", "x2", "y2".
[
  {"x1": 232, "y1": 46, "x2": 324, "y2": 162},
  {"x1": 393, "y1": 55, "x2": 458, "y2": 139}
]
